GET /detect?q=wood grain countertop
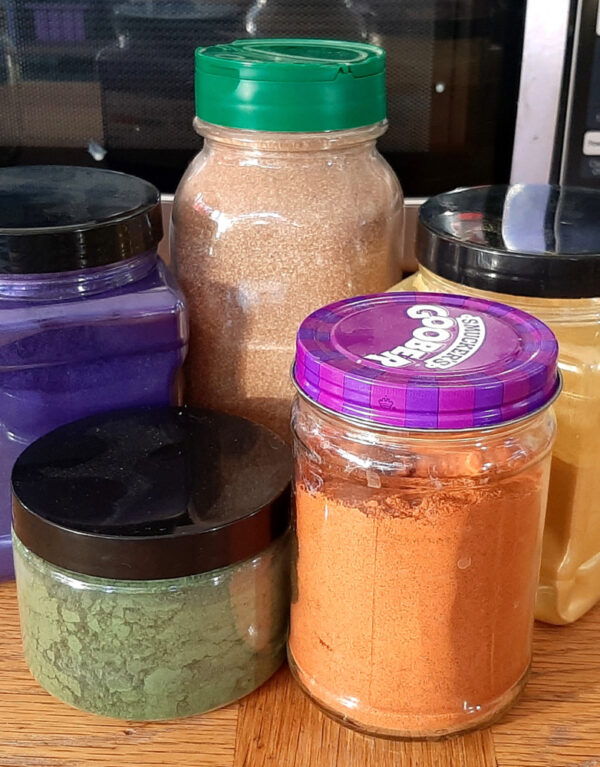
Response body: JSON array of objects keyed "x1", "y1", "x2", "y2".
[{"x1": 0, "y1": 580, "x2": 599, "y2": 767}]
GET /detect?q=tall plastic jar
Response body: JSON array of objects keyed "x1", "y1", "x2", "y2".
[
  {"x1": 0, "y1": 165, "x2": 188, "y2": 580},
  {"x1": 171, "y1": 39, "x2": 403, "y2": 439},
  {"x1": 289, "y1": 292, "x2": 559, "y2": 738},
  {"x1": 393, "y1": 184, "x2": 600, "y2": 625}
]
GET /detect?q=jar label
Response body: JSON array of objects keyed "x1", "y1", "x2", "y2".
[
  {"x1": 364, "y1": 303, "x2": 486, "y2": 370},
  {"x1": 332, "y1": 299, "x2": 517, "y2": 376}
]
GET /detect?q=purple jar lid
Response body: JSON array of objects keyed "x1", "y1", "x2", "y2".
[{"x1": 293, "y1": 292, "x2": 560, "y2": 430}]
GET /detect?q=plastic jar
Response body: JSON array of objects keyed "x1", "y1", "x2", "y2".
[
  {"x1": 393, "y1": 184, "x2": 600, "y2": 625},
  {"x1": 0, "y1": 165, "x2": 188, "y2": 581},
  {"x1": 171, "y1": 39, "x2": 403, "y2": 439},
  {"x1": 12, "y1": 406, "x2": 291, "y2": 720},
  {"x1": 289, "y1": 292, "x2": 559, "y2": 739}
]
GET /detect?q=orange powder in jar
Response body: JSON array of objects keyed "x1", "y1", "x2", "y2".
[
  {"x1": 288, "y1": 292, "x2": 559, "y2": 739},
  {"x1": 289, "y1": 442, "x2": 550, "y2": 737}
]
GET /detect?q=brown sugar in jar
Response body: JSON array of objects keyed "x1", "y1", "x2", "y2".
[
  {"x1": 171, "y1": 40, "x2": 402, "y2": 439},
  {"x1": 289, "y1": 293, "x2": 559, "y2": 739}
]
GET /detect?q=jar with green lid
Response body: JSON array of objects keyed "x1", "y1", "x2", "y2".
[
  {"x1": 392, "y1": 184, "x2": 600, "y2": 625},
  {"x1": 12, "y1": 406, "x2": 291, "y2": 720},
  {"x1": 171, "y1": 39, "x2": 403, "y2": 439}
]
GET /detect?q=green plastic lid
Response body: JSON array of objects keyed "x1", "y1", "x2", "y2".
[{"x1": 195, "y1": 39, "x2": 387, "y2": 132}]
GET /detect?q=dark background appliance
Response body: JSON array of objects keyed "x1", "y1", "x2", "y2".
[{"x1": 0, "y1": 0, "x2": 551, "y2": 195}]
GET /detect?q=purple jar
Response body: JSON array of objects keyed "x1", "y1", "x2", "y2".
[
  {"x1": 289, "y1": 293, "x2": 559, "y2": 738},
  {"x1": 0, "y1": 165, "x2": 188, "y2": 579}
]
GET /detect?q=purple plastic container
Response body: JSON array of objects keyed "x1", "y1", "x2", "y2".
[
  {"x1": 294, "y1": 292, "x2": 559, "y2": 429},
  {"x1": 0, "y1": 166, "x2": 188, "y2": 579}
]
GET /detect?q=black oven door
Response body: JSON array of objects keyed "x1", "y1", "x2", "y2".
[{"x1": 0, "y1": 0, "x2": 525, "y2": 195}]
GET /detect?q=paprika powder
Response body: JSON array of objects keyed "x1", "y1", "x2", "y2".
[{"x1": 289, "y1": 293, "x2": 559, "y2": 738}]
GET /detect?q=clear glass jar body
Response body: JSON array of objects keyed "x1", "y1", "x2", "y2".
[
  {"x1": 171, "y1": 121, "x2": 403, "y2": 439},
  {"x1": 394, "y1": 268, "x2": 600, "y2": 625},
  {"x1": 289, "y1": 395, "x2": 555, "y2": 738},
  {"x1": 0, "y1": 254, "x2": 188, "y2": 580},
  {"x1": 13, "y1": 531, "x2": 289, "y2": 720}
]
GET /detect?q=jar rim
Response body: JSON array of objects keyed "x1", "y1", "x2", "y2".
[
  {"x1": 292, "y1": 369, "x2": 562, "y2": 436},
  {"x1": 194, "y1": 117, "x2": 387, "y2": 147}
]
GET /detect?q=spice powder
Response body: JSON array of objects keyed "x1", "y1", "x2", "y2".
[
  {"x1": 171, "y1": 127, "x2": 402, "y2": 439},
  {"x1": 289, "y1": 452, "x2": 549, "y2": 735},
  {"x1": 398, "y1": 271, "x2": 600, "y2": 625},
  {"x1": 14, "y1": 533, "x2": 289, "y2": 720}
]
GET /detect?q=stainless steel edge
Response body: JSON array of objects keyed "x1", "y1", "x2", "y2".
[
  {"x1": 510, "y1": 0, "x2": 572, "y2": 183},
  {"x1": 159, "y1": 194, "x2": 425, "y2": 275},
  {"x1": 399, "y1": 197, "x2": 426, "y2": 274},
  {"x1": 558, "y1": 0, "x2": 585, "y2": 182}
]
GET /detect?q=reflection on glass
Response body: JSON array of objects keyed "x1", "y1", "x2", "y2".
[{"x1": 245, "y1": 0, "x2": 369, "y2": 40}]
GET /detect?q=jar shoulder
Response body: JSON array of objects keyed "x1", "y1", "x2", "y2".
[
  {"x1": 173, "y1": 145, "x2": 403, "y2": 219},
  {"x1": 292, "y1": 398, "x2": 556, "y2": 484},
  {"x1": 0, "y1": 259, "x2": 187, "y2": 325},
  {"x1": 13, "y1": 531, "x2": 289, "y2": 597}
]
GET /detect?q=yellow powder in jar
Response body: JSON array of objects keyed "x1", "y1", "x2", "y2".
[
  {"x1": 536, "y1": 329, "x2": 600, "y2": 624},
  {"x1": 391, "y1": 271, "x2": 600, "y2": 625}
]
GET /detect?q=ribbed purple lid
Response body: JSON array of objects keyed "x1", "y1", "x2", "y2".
[{"x1": 294, "y1": 292, "x2": 559, "y2": 430}]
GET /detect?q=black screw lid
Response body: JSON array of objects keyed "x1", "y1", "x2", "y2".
[
  {"x1": 0, "y1": 166, "x2": 163, "y2": 274},
  {"x1": 12, "y1": 407, "x2": 292, "y2": 580},
  {"x1": 417, "y1": 185, "x2": 600, "y2": 298}
]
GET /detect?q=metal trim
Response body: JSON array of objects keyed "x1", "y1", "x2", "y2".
[
  {"x1": 510, "y1": 0, "x2": 572, "y2": 183},
  {"x1": 292, "y1": 370, "x2": 562, "y2": 436},
  {"x1": 559, "y1": 0, "x2": 585, "y2": 182}
]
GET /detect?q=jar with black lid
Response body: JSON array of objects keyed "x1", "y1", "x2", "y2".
[
  {"x1": 393, "y1": 184, "x2": 600, "y2": 625},
  {"x1": 12, "y1": 406, "x2": 291, "y2": 720},
  {"x1": 0, "y1": 165, "x2": 188, "y2": 581}
]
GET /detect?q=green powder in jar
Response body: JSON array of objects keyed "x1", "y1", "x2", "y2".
[
  {"x1": 11, "y1": 406, "x2": 291, "y2": 720},
  {"x1": 14, "y1": 533, "x2": 289, "y2": 720}
]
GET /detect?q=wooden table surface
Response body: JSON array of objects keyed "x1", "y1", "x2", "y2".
[{"x1": 1, "y1": 580, "x2": 599, "y2": 767}]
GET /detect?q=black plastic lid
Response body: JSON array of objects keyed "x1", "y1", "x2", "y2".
[
  {"x1": 417, "y1": 185, "x2": 600, "y2": 298},
  {"x1": 12, "y1": 407, "x2": 291, "y2": 580},
  {"x1": 0, "y1": 166, "x2": 163, "y2": 274}
]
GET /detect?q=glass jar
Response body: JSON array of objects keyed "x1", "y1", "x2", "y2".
[
  {"x1": 393, "y1": 184, "x2": 600, "y2": 625},
  {"x1": 289, "y1": 293, "x2": 558, "y2": 739},
  {"x1": 12, "y1": 406, "x2": 291, "y2": 720},
  {"x1": 0, "y1": 165, "x2": 188, "y2": 581},
  {"x1": 171, "y1": 39, "x2": 403, "y2": 440}
]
